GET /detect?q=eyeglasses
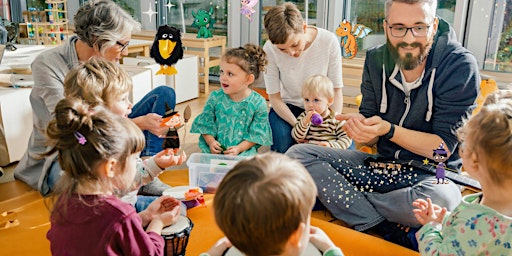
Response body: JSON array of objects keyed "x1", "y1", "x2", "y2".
[
  {"x1": 386, "y1": 20, "x2": 431, "y2": 38},
  {"x1": 116, "y1": 41, "x2": 129, "y2": 52}
]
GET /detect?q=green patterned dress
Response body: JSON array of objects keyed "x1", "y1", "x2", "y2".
[{"x1": 191, "y1": 90, "x2": 272, "y2": 156}]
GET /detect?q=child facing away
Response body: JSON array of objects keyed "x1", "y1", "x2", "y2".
[
  {"x1": 58, "y1": 57, "x2": 186, "y2": 212},
  {"x1": 46, "y1": 98, "x2": 181, "y2": 255},
  {"x1": 292, "y1": 75, "x2": 351, "y2": 149},
  {"x1": 191, "y1": 44, "x2": 272, "y2": 156},
  {"x1": 412, "y1": 90, "x2": 512, "y2": 255},
  {"x1": 202, "y1": 153, "x2": 344, "y2": 256}
]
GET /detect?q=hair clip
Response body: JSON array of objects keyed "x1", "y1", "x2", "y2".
[{"x1": 74, "y1": 131, "x2": 87, "y2": 145}]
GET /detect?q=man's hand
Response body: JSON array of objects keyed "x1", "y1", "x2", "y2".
[{"x1": 341, "y1": 114, "x2": 389, "y2": 144}]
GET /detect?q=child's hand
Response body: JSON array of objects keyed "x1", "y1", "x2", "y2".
[
  {"x1": 309, "y1": 226, "x2": 337, "y2": 253},
  {"x1": 206, "y1": 237, "x2": 232, "y2": 256},
  {"x1": 412, "y1": 198, "x2": 447, "y2": 225},
  {"x1": 154, "y1": 149, "x2": 187, "y2": 169},
  {"x1": 149, "y1": 196, "x2": 181, "y2": 226},
  {"x1": 309, "y1": 140, "x2": 330, "y2": 147},
  {"x1": 209, "y1": 140, "x2": 223, "y2": 154},
  {"x1": 223, "y1": 146, "x2": 240, "y2": 156},
  {"x1": 302, "y1": 110, "x2": 316, "y2": 126}
]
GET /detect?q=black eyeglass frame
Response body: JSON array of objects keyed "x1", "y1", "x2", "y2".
[
  {"x1": 116, "y1": 41, "x2": 129, "y2": 52},
  {"x1": 385, "y1": 20, "x2": 432, "y2": 38}
]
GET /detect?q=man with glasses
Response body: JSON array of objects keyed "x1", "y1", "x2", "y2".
[{"x1": 286, "y1": 0, "x2": 480, "y2": 251}]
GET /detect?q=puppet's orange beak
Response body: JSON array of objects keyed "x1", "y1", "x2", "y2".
[{"x1": 158, "y1": 39, "x2": 176, "y2": 59}]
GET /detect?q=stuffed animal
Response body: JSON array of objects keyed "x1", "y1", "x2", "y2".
[
  {"x1": 240, "y1": 0, "x2": 258, "y2": 22},
  {"x1": 336, "y1": 20, "x2": 372, "y2": 59},
  {"x1": 150, "y1": 25, "x2": 183, "y2": 75},
  {"x1": 191, "y1": 7, "x2": 215, "y2": 38}
]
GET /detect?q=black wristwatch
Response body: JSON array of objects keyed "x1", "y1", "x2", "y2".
[{"x1": 383, "y1": 123, "x2": 395, "y2": 140}]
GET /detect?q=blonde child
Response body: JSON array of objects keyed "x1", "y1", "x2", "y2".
[
  {"x1": 202, "y1": 153, "x2": 344, "y2": 256},
  {"x1": 56, "y1": 57, "x2": 186, "y2": 212},
  {"x1": 412, "y1": 90, "x2": 512, "y2": 255},
  {"x1": 191, "y1": 44, "x2": 272, "y2": 156},
  {"x1": 292, "y1": 75, "x2": 351, "y2": 149},
  {"x1": 46, "y1": 98, "x2": 181, "y2": 255}
]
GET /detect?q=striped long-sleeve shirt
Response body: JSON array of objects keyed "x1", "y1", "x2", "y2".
[{"x1": 292, "y1": 109, "x2": 352, "y2": 149}]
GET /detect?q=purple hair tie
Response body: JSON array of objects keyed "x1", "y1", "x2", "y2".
[{"x1": 74, "y1": 131, "x2": 87, "y2": 145}]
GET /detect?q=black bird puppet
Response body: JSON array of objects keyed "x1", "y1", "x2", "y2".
[{"x1": 150, "y1": 25, "x2": 184, "y2": 75}]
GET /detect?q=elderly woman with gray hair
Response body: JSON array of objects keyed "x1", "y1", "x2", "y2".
[{"x1": 15, "y1": 0, "x2": 177, "y2": 198}]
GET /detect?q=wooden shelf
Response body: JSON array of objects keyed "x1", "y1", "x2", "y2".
[{"x1": 18, "y1": 0, "x2": 68, "y2": 45}]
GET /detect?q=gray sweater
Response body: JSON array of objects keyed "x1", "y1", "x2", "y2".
[{"x1": 14, "y1": 36, "x2": 80, "y2": 193}]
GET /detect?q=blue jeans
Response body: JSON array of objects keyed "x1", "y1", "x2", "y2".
[
  {"x1": 129, "y1": 86, "x2": 176, "y2": 157},
  {"x1": 269, "y1": 104, "x2": 304, "y2": 153},
  {"x1": 46, "y1": 160, "x2": 62, "y2": 193},
  {"x1": 286, "y1": 144, "x2": 461, "y2": 231}
]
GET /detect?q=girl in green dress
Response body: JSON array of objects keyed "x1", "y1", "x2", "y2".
[{"x1": 191, "y1": 44, "x2": 272, "y2": 156}]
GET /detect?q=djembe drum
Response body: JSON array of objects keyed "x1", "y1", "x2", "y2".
[{"x1": 161, "y1": 216, "x2": 194, "y2": 256}]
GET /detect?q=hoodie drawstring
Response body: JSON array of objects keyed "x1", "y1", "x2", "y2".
[
  {"x1": 380, "y1": 64, "x2": 388, "y2": 113},
  {"x1": 425, "y1": 68, "x2": 436, "y2": 122},
  {"x1": 379, "y1": 65, "x2": 436, "y2": 122}
]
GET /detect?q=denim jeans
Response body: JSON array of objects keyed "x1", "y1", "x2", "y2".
[
  {"x1": 286, "y1": 144, "x2": 461, "y2": 231},
  {"x1": 129, "y1": 86, "x2": 176, "y2": 157},
  {"x1": 46, "y1": 160, "x2": 62, "y2": 193},
  {"x1": 268, "y1": 104, "x2": 304, "y2": 153}
]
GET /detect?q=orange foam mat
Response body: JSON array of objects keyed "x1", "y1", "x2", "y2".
[{"x1": 0, "y1": 170, "x2": 418, "y2": 256}]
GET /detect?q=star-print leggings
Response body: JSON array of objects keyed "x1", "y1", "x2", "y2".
[{"x1": 286, "y1": 144, "x2": 462, "y2": 231}]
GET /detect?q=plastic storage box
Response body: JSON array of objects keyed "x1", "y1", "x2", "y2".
[{"x1": 187, "y1": 153, "x2": 249, "y2": 193}]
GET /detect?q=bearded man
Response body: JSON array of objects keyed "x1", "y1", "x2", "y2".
[{"x1": 286, "y1": 0, "x2": 480, "y2": 251}]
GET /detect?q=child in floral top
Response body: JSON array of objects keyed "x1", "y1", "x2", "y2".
[
  {"x1": 412, "y1": 90, "x2": 512, "y2": 255},
  {"x1": 191, "y1": 44, "x2": 272, "y2": 156}
]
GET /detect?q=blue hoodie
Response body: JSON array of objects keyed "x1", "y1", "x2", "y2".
[{"x1": 360, "y1": 18, "x2": 480, "y2": 171}]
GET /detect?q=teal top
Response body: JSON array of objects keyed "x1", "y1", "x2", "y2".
[
  {"x1": 199, "y1": 247, "x2": 343, "y2": 256},
  {"x1": 191, "y1": 89, "x2": 272, "y2": 156},
  {"x1": 323, "y1": 247, "x2": 344, "y2": 256},
  {"x1": 417, "y1": 192, "x2": 512, "y2": 255}
]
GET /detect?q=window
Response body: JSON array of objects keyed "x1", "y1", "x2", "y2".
[
  {"x1": 346, "y1": 0, "x2": 459, "y2": 58},
  {"x1": 483, "y1": 0, "x2": 512, "y2": 72},
  {"x1": 161, "y1": 0, "x2": 228, "y2": 36}
]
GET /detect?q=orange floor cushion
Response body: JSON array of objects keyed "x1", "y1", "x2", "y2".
[{"x1": 0, "y1": 170, "x2": 418, "y2": 256}]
